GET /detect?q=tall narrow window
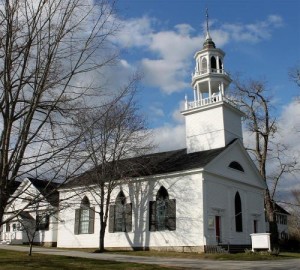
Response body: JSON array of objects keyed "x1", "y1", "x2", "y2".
[
  {"x1": 211, "y1": 56, "x2": 217, "y2": 72},
  {"x1": 219, "y1": 58, "x2": 223, "y2": 71},
  {"x1": 235, "y1": 192, "x2": 243, "y2": 232},
  {"x1": 149, "y1": 186, "x2": 176, "y2": 232},
  {"x1": 253, "y1": 220, "x2": 258, "y2": 233},
  {"x1": 201, "y1": 58, "x2": 207, "y2": 74},
  {"x1": 109, "y1": 191, "x2": 132, "y2": 233},
  {"x1": 115, "y1": 191, "x2": 126, "y2": 232},
  {"x1": 156, "y1": 186, "x2": 169, "y2": 231},
  {"x1": 74, "y1": 196, "x2": 95, "y2": 235}
]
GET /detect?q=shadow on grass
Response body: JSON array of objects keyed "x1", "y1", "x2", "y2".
[{"x1": 0, "y1": 250, "x2": 174, "y2": 270}]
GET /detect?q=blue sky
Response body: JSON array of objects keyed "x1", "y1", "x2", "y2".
[
  {"x1": 114, "y1": 0, "x2": 299, "y2": 132},
  {"x1": 108, "y1": 0, "x2": 300, "y2": 198}
]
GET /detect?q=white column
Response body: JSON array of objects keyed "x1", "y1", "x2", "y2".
[
  {"x1": 221, "y1": 82, "x2": 225, "y2": 95},
  {"x1": 193, "y1": 87, "x2": 197, "y2": 101},
  {"x1": 216, "y1": 56, "x2": 220, "y2": 73},
  {"x1": 208, "y1": 80, "x2": 212, "y2": 97},
  {"x1": 197, "y1": 83, "x2": 202, "y2": 101}
]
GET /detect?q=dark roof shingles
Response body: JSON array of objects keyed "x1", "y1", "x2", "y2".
[{"x1": 68, "y1": 146, "x2": 226, "y2": 188}]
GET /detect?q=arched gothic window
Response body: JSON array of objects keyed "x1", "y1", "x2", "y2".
[
  {"x1": 201, "y1": 58, "x2": 207, "y2": 74},
  {"x1": 109, "y1": 191, "x2": 132, "y2": 233},
  {"x1": 235, "y1": 192, "x2": 243, "y2": 232},
  {"x1": 149, "y1": 186, "x2": 176, "y2": 231},
  {"x1": 211, "y1": 56, "x2": 217, "y2": 72},
  {"x1": 74, "y1": 196, "x2": 95, "y2": 234},
  {"x1": 219, "y1": 58, "x2": 223, "y2": 71}
]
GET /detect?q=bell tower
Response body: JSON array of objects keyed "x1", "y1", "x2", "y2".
[{"x1": 182, "y1": 10, "x2": 243, "y2": 153}]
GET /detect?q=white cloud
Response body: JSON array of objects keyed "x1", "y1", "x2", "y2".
[
  {"x1": 116, "y1": 16, "x2": 154, "y2": 48},
  {"x1": 114, "y1": 14, "x2": 284, "y2": 94},
  {"x1": 152, "y1": 124, "x2": 186, "y2": 152},
  {"x1": 242, "y1": 99, "x2": 300, "y2": 201},
  {"x1": 221, "y1": 15, "x2": 283, "y2": 43},
  {"x1": 149, "y1": 104, "x2": 165, "y2": 118},
  {"x1": 140, "y1": 27, "x2": 202, "y2": 93},
  {"x1": 172, "y1": 101, "x2": 185, "y2": 123}
]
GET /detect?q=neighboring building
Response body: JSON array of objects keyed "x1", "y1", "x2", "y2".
[
  {"x1": 1, "y1": 16, "x2": 268, "y2": 253},
  {"x1": 265, "y1": 203, "x2": 290, "y2": 241},
  {"x1": 1, "y1": 178, "x2": 59, "y2": 247},
  {"x1": 56, "y1": 22, "x2": 267, "y2": 252}
]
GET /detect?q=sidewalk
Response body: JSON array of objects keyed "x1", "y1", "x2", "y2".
[{"x1": 0, "y1": 244, "x2": 299, "y2": 270}]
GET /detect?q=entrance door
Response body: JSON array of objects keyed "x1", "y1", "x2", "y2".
[{"x1": 215, "y1": 216, "x2": 221, "y2": 243}]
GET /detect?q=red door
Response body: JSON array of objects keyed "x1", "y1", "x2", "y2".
[{"x1": 215, "y1": 216, "x2": 221, "y2": 243}]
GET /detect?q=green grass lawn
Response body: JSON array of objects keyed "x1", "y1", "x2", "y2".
[{"x1": 0, "y1": 249, "x2": 176, "y2": 270}]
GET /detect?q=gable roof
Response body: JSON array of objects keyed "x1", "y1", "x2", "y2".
[
  {"x1": 274, "y1": 203, "x2": 290, "y2": 215},
  {"x1": 8, "y1": 180, "x2": 22, "y2": 196},
  {"x1": 26, "y1": 178, "x2": 60, "y2": 207},
  {"x1": 66, "y1": 144, "x2": 229, "y2": 188},
  {"x1": 204, "y1": 139, "x2": 267, "y2": 189}
]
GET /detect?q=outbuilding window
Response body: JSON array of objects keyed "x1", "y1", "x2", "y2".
[
  {"x1": 109, "y1": 191, "x2": 132, "y2": 233},
  {"x1": 36, "y1": 214, "x2": 50, "y2": 231},
  {"x1": 74, "y1": 196, "x2": 95, "y2": 235},
  {"x1": 149, "y1": 186, "x2": 176, "y2": 231}
]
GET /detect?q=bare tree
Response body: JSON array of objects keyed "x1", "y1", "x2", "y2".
[
  {"x1": 231, "y1": 78, "x2": 297, "y2": 248},
  {"x1": 0, "y1": 0, "x2": 118, "y2": 225},
  {"x1": 17, "y1": 203, "x2": 58, "y2": 256},
  {"x1": 70, "y1": 78, "x2": 153, "y2": 252},
  {"x1": 289, "y1": 190, "x2": 300, "y2": 243}
]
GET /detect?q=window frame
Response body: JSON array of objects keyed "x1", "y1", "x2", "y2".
[
  {"x1": 149, "y1": 186, "x2": 176, "y2": 232},
  {"x1": 36, "y1": 213, "x2": 50, "y2": 231},
  {"x1": 109, "y1": 191, "x2": 132, "y2": 233},
  {"x1": 235, "y1": 192, "x2": 243, "y2": 232},
  {"x1": 74, "y1": 196, "x2": 95, "y2": 235},
  {"x1": 229, "y1": 161, "x2": 245, "y2": 172}
]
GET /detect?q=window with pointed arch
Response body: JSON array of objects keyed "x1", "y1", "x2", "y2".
[
  {"x1": 149, "y1": 186, "x2": 176, "y2": 231},
  {"x1": 109, "y1": 191, "x2": 132, "y2": 233},
  {"x1": 201, "y1": 57, "x2": 207, "y2": 74},
  {"x1": 235, "y1": 192, "x2": 243, "y2": 232},
  {"x1": 219, "y1": 58, "x2": 223, "y2": 71},
  {"x1": 211, "y1": 56, "x2": 217, "y2": 72},
  {"x1": 74, "y1": 196, "x2": 95, "y2": 235}
]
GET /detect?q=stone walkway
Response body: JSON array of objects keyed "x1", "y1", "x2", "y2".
[{"x1": 0, "y1": 245, "x2": 299, "y2": 269}]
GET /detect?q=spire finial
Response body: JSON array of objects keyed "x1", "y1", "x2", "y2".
[
  {"x1": 205, "y1": 8, "x2": 211, "y2": 40},
  {"x1": 206, "y1": 8, "x2": 209, "y2": 34}
]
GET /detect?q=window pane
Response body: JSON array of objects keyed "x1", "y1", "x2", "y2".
[
  {"x1": 115, "y1": 204, "x2": 125, "y2": 232},
  {"x1": 157, "y1": 200, "x2": 166, "y2": 231},
  {"x1": 80, "y1": 209, "x2": 89, "y2": 234}
]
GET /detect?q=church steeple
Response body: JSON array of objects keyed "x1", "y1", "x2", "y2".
[
  {"x1": 181, "y1": 11, "x2": 243, "y2": 153},
  {"x1": 203, "y1": 8, "x2": 216, "y2": 49}
]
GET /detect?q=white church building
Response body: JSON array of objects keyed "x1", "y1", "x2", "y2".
[
  {"x1": 56, "y1": 25, "x2": 267, "y2": 252},
  {"x1": 2, "y1": 21, "x2": 269, "y2": 253}
]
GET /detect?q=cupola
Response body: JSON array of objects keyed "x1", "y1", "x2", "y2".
[{"x1": 181, "y1": 10, "x2": 244, "y2": 153}]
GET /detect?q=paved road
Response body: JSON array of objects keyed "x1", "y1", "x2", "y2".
[{"x1": 0, "y1": 244, "x2": 299, "y2": 269}]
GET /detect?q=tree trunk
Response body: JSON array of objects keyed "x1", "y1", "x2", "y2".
[
  {"x1": 99, "y1": 222, "x2": 106, "y2": 252},
  {"x1": 264, "y1": 190, "x2": 279, "y2": 249},
  {"x1": 0, "y1": 191, "x2": 9, "y2": 225},
  {"x1": 28, "y1": 240, "x2": 34, "y2": 256}
]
